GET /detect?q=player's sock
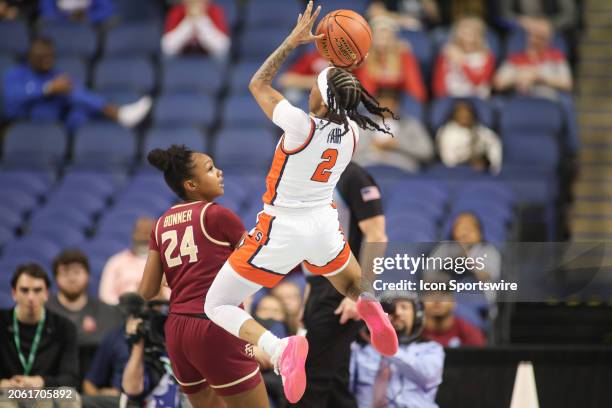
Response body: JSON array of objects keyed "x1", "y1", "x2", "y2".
[
  {"x1": 257, "y1": 330, "x2": 281, "y2": 358},
  {"x1": 271, "y1": 336, "x2": 309, "y2": 403},
  {"x1": 118, "y1": 96, "x2": 152, "y2": 127},
  {"x1": 356, "y1": 292, "x2": 398, "y2": 356}
]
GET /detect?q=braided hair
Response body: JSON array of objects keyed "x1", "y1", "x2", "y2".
[{"x1": 323, "y1": 68, "x2": 398, "y2": 136}]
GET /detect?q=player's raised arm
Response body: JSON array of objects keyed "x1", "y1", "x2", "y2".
[{"x1": 248, "y1": 0, "x2": 323, "y2": 120}]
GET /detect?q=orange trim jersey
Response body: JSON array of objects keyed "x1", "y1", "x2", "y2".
[{"x1": 263, "y1": 100, "x2": 359, "y2": 209}]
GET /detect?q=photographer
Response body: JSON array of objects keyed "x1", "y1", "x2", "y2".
[
  {"x1": 350, "y1": 292, "x2": 444, "y2": 408},
  {"x1": 120, "y1": 294, "x2": 180, "y2": 408}
]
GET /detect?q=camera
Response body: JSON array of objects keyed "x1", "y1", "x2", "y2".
[{"x1": 118, "y1": 293, "x2": 169, "y2": 356}]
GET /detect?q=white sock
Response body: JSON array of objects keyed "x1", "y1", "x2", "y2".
[
  {"x1": 118, "y1": 96, "x2": 152, "y2": 127},
  {"x1": 258, "y1": 330, "x2": 281, "y2": 358}
]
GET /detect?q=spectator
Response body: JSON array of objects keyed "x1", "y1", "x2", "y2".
[
  {"x1": 425, "y1": 212, "x2": 501, "y2": 281},
  {"x1": 161, "y1": 0, "x2": 230, "y2": 60},
  {"x1": 99, "y1": 217, "x2": 160, "y2": 305},
  {"x1": 432, "y1": 16, "x2": 496, "y2": 99},
  {"x1": 499, "y1": 0, "x2": 577, "y2": 33},
  {"x1": 421, "y1": 277, "x2": 487, "y2": 347},
  {"x1": 46, "y1": 249, "x2": 123, "y2": 348},
  {"x1": 3, "y1": 37, "x2": 152, "y2": 131},
  {"x1": 436, "y1": 100, "x2": 502, "y2": 174},
  {"x1": 354, "y1": 88, "x2": 434, "y2": 173},
  {"x1": 278, "y1": 47, "x2": 329, "y2": 105},
  {"x1": 354, "y1": 15, "x2": 427, "y2": 102},
  {"x1": 350, "y1": 292, "x2": 444, "y2": 408},
  {"x1": 39, "y1": 0, "x2": 115, "y2": 24},
  {"x1": 271, "y1": 280, "x2": 303, "y2": 335},
  {"x1": 0, "y1": 0, "x2": 38, "y2": 20},
  {"x1": 0, "y1": 264, "x2": 79, "y2": 388},
  {"x1": 81, "y1": 324, "x2": 126, "y2": 403},
  {"x1": 435, "y1": 0, "x2": 490, "y2": 26},
  {"x1": 367, "y1": 0, "x2": 440, "y2": 30},
  {"x1": 254, "y1": 294, "x2": 289, "y2": 339},
  {"x1": 493, "y1": 17, "x2": 577, "y2": 152}
]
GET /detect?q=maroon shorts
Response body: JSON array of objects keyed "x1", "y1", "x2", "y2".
[{"x1": 164, "y1": 313, "x2": 261, "y2": 396}]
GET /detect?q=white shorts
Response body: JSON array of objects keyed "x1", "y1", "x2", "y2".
[{"x1": 228, "y1": 203, "x2": 351, "y2": 287}]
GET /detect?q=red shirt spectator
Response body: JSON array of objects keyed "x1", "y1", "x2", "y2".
[
  {"x1": 422, "y1": 316, "x2": 486, "y2": 347},
  {"x1": 354, "y1": 15, "x2": 427, "y2": 102},
  {"x1": 433, "y1": 16, "x2": 495, "y2": 98},
  {"x1": 162, "y1": 0, "x2": 229, "y2": 59}
]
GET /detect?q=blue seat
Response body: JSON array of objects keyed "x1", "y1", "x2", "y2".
[
  {"x1": 143, "y1": 127, "x2": 207, "y2": 164},
  {"x1": 45, "y1": 191, "x2": 107, "y2": 217},
  {"x1": 216, "y1": 0, "x2": 238, "y2": 27},
  {"x1": 113, "y1": 192, "x2": 172, "y2": 216},
  {"x1": 386, "y1": 195, "x2": 446, "y2": 222},
  {"x1": 324, "y1": 0, "x2": 368, "y2": 13},
  {"x1": 123, "y1": 173, "x2": 173, "y2": 198},
  {"x1": 153, "y1": 93, "x2": 214, "y2": 127},
  {"x1": 0, "y1": 204, "x2": 22, "y2": 231},
  {"x1": 0, "y1": 171, "x2": 53, "y2": 198},
  {"x1": 215, "y1": 127, "x2": 275, "y2": 171},
  {"x1": 39, "y1": 22, "x2": 97, "y2": 58},
  {"x1": 400, "y1": 95, "x2": 424, "y2": 122},
  {"x1": 27, "y1": 222, "x2": 86, "y2": 248},
  {"x1": 392, "y1": 179, "x2": 449, "y2": 206},
  {"x1": 56, "y1": 171, "x2": 117, "y2": 200},
  {"x1": 56, "y1": 57, "x2": 87, "y2": 85},
  {"x1": 3, "y1": 122, "x2": 67, "y2": 170},
  {"x1": 93, "y1": 57, "x2": 155, "y2": 93},
  {"x1": 0, "y1": 21, "x2": 29, "y2": 55},
  {"x1": 499, "y1": 97, "x2": 563, "y2": 135},
  {"x1": 0, "y1": 188, "x2": 38, "y2": 215},
  {"x1": 3, "y1": 237, "x2": 62, "y2": 265},
  {"x1": 240, "y1": 27, "x2": 289, "y2": 61},
  {"x1": 97, "y1": 90, "x2": 142, "y2": 106},
  {"x1": 223, "y1": 95, "x2": 269, "y2": 127},
  {"x1": 245, "y1": 0, "x2": 300, "y2": 28},
  {"x1": 230, "y1": 62, "x2": 260, "y2": 94},
  {"x1": 456, "y1": 181, "x2": 516, "y2": 206},
  {"x1": 162, "y1": 57, "x2": 224, "y2": 95},
  {"x1": 104, "y1": 22, "x2": 161, "y2": 57},
  {"x1": 504, "y1": 132, "x2": 560, "y2": 170},
  {"x1": 0, "y1": 225, "x2": 13, "y2": 248},
  {"x1": 113, "y1": 0, "x2": 162, "y2": 21},
  {"x1": 30, "y1": 206, "x2": 92, "y2": 229},
  {"x1": 399, "y1": 30, "x2": 434, "y2": 73},
  {"x1": 73, "y1": 123, "x2": 137, "y2": 170},
  {"x1": 80, "y1": 238, "x2": 126, "y2": 260},
  {"x1": 429, "y1": 97, "x2": 495, "y2": 132}
]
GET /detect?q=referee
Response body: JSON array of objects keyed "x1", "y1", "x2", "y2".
[{"x1": 297, "y1": 162, "x2": 388, "y2": 408}]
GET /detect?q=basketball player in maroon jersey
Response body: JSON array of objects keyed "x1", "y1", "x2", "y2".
[{"x1": 137, "y1": 145, "x2": 269, "y2": 408}]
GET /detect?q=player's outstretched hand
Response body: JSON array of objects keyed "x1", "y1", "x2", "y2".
[{"x1": 287, "y1": 0, "x2": 324, "y2": 47}]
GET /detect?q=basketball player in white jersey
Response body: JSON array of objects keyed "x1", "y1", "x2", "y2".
[{"x1": 204, "y1": 2, "x2": 399, "y2": 403}]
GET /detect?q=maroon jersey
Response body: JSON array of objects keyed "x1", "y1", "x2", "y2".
[{"x1": 149, "y1": 201, "x2": 245, "y2": 314}]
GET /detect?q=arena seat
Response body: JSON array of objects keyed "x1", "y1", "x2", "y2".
[
  {"x1": 45, "y1": 191, "x2": 107, "y2": 218},
  {"x1": 27, "y1": 222, "x2": 86, "y2": 248},
  {"x1": 0, "y1": 171, "x2": 53, "y2": 199},
  {"x1": 80, "y1": 237, "x2": 127, "y2": 260},
  {"x1": 229, "y1": 62, "x2": 261, "y2": 94},
  {"x1": 29, "y1": 206, "x2": 92, "y2": 230},
  {"x1": 216, "y1": 0, "x2": 239, "y2": 28},
  {"x1": 240, "y1": 27, "x2": 289, "y2": 61},
  {"x1": 0, "y1": 21, "x2": 29, "y2": 55},
  {"x1": 399, "y1": 30, "x2": 435, "y2": 74},
  {"x1": 0, "y1": 204, "x2": 23, "y2": 231},
  {"x1": 162, "y1": 57, "x2": 224, "y2": 95},
  {"x1": 0, "y1": 225, "x2": 12, "y2": 248},
  {"x1": 122, "y1": 173, "x2": 174, "y2": 199},
  {"x1": 153, "y1": 93, "x2": 215, "y2": 127},
  {"x1": 499, "y1": 97, "x2": 563, "y2": 135},
  {"x1": 97, "y1": 90, "x2": 143, "y2": 106},
  {"x1": 400, "y1": 95, "x2": 425, "y2": 122},
  {"x1": 93, "y1": 57, "x2": 155, "y2": 93},
  {"x1": 39, "y1": 22, "x2": 98, "y2": 58},
  {"x1": 505, "y1": 28, "x2": 568, "y2": 56},
  {"x1": 215, "y1": 127, "x2": 275, "y2": 172},
  {"x1": 223, "y1": 95, "x2": 269, "y2": 127},
  {"x1": 387, "y1": 194, "x2": 446, "y2": 222},
  {"x1": 324, "y1": 0, "x2": 368, "y2": 13},
  {"x1": 3, "y1": 237, "x2": 62, "y2": 265},
  {"x1": 113, "y1": 191, "x2": 173, "y2": 216},
  {"x1": 0, "y1": 188, "x2": 37, "y2": 216},
  {"x1": 3, "y1": 122, "x2": 67, "y2": 171},
  {"x1": 142, "y1": 127, "x2": 208, "y2": 167},
  {"x1": 104, "y1": 22, "x2": 161, "y2": 57},
  {"x1": 245, "y1": 0, "x2": 301, "y2": 28},
  {"x1": 56, "y1": 172, "x2": 117, "y2": 200},
  {"x1": 113, "y1": 0, "x2": 163, "y2": 21},
  {"x1": 55, "y1": 56, "x2": 87, "y2": 85},
  {"x1": 72, "y1": 123, "x2": 137, "y2": 171},
  {"x1": 503, "y1": 132, "x2": 560, "y2": 171},
  {"x1": 429, "y1": 97, "x2": 495, "y2": 132}
]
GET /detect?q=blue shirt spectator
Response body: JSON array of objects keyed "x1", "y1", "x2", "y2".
[
  {"x1": 84, "y1": 326, "x2": 129, "y2": 392},
  {"x1": 39, "y1": 0, "x2": 115, "y2": 24},
  {"x1": 3, "y1": 37, "x2": 151, "y2": 130}
]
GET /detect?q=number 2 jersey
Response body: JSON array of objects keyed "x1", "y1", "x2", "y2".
[
  {"x1": 149, "y1": 201, "x2": 245, "y2": 314},
  {"x1": 263, "y1": 99, "x2": 360, "y2": 209}
]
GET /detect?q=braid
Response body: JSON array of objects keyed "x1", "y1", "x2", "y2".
[{"x1": 322, "y1": 68, "x2": 398, "y2": 137}]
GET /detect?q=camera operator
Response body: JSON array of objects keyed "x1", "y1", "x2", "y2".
[
  {"x1": 119, "y1": 293, "x2": 181, "y2": 408},
  {"x1": 350, "y1": 292, "x2": 444, "y2": 408}
]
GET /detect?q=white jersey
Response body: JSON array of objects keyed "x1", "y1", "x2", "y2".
[{"x1": 263, "y1": 100, "x2": 359, "y2": 209}]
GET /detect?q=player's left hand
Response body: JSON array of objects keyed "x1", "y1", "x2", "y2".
[
  {"x1": 334, "y1": 297, "x2": 360, "y2": 324},
  {"x1": 287, "y1": 0, "x2": 324, "y2": 47}
]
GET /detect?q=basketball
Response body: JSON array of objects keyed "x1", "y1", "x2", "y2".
[{"x1": 315, "y1": 9, "x2": 372, "y2": 68}]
